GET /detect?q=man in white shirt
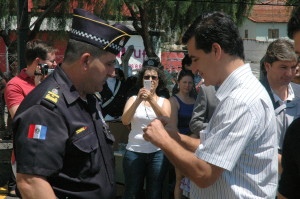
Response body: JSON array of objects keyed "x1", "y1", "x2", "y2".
[
  {"x1": 143, "y1": 11, "x2": 278, "y2": 199},
  {"x1": 278, "y1": 6, "x2": 300, "y2": 199},
  {"x1": 260, "y1": 39, "x2": 300, "y2": 173}
]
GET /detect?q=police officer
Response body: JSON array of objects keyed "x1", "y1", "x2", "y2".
[{"x1": 12, "y1": 9, "x2": 132, "y2": 199}]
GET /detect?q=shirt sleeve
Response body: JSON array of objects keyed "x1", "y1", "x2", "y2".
[
  {"x1": 195, "y1": 96, "x2": 258, "y2": 171},
  {"x1": 278, "y1": 118, "x2": 300, "y2": 198},
  {"x1": 5, "y1": 83, "x2": 25, "y2": 110},
  {"x1": 14, "y1": 104, "x2": 68, "y2": 177}
]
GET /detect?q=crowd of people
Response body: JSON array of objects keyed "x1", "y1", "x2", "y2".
[{"x1": 0, "y1": 5, "x2": 299, "y2": 199}]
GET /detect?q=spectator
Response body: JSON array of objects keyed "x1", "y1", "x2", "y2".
[
  {"x1": 143, "y1": 11, "x2": 278, "y2": 198},
  {"x1": 278, "y1": 6, "x2": 300, "y2": 199},
  {"x1": 172, "y1": 54, "x2": 199, "y2": 98},
  {"x1": 121, "y1": 66, "x2": 171, "y2": 199},
  {"x1": 4, "y1": 40, "x2": 57, "y2": 197},
  {"x1": 260, "y1": 39, "x2": 300, "y2": 173},
  {"x1": 12, "y1": 9, "x2": 132, "y2": 199},
  {"x1": 128, "y1": 58, "x2": 170, "y2": 99},
  {"x1": 189, "y1": 85, "x2": 218, "y2": 138},
  {"x1": 169, "y1": 70, "x2": 195, "y2": 199},
  {"x1": 5, "y1": 40, "x2": 57, "y2": 119},
  {"x1": 292, "y1": 63, "x2": 300, "y2": 84},
  {"x1": 99, "y1": 60, "x2": 127, "y2": 121}
]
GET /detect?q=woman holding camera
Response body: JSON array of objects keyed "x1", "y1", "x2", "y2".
[{"x1": 122, "y1": 66, "x2": 171, "y2": 199}]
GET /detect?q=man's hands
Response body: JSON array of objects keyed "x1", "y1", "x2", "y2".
[{"x1": 143, "y1": 117, "x2": 179, "y2": 148}]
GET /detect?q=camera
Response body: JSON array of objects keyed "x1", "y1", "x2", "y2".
[{"x1": 34, "y1": 63, "x2": 50, "y2": 76}]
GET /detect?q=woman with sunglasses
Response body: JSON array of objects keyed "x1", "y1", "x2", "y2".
[
  {"x1": 169, "y1": 69, "x2": 195, "y2": 199},
  {"x1": 122, "y1": 66, "x2": 171, "y2": 199}
]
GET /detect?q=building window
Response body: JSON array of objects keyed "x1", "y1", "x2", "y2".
[
  {"x1": 245, "y1": 30, "x2": 248, "y2": 38},
  {"x1": 268, "y1": 29, "x2": 279, "y2": 39}
]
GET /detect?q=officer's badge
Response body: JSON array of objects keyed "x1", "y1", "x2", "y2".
[
  {"x1": 76, "y1": 126, "x2": 88, "y2": 134},
  {"x1": 43, "y1": 88, "x2": 60, "y2": 104}
]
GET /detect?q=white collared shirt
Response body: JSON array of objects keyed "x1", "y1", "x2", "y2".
[
  {"x1": 272, "y1": 83, "x2": 295, "y2": 106},
  {"x1": 190, "y1": 64, "x2": 278, "y2": 199}
]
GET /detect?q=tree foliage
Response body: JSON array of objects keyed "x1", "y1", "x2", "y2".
[{"x1": 0, "y1": 0, "x2": 299, "y2": 59}]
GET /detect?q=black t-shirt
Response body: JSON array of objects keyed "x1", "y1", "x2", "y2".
[
  {"x1": 278, "y1": 117, "x2": 300, "y2": 198},
  {"x1": 13, "y1": 66, "x2": 116, "y2": 199}
]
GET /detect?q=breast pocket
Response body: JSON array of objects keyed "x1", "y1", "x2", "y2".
[{"x1": 64, "y1": 129, "x2": 101, "y2": 178}]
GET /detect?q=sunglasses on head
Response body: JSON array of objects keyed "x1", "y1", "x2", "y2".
[{"x1": 143, "y1": 75, "x2": 158, "y2": 80}]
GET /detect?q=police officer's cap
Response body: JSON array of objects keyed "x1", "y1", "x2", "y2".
[
  {"x1": 143, "y1": 58, "x2": 161, "y2": 67},
  {"x1": 70, "y1": 9, "x2": 132, "y2": 55}
]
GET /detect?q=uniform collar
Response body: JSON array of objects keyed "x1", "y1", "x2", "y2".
[
  {"x1": 53, "y1": 66, "x2": 81, "y2": 105},
  {"x1": 216, "y1": 63, "x2": 251, "y2": 102}
]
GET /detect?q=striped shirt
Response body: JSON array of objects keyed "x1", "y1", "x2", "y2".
[{"x1": 190, "y1": 64, "x2": 278, "y2": 199}]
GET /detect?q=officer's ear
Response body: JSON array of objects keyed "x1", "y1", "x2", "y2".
[{"x1": 80, "y1": 53, "x2": 91, "y2": 70}]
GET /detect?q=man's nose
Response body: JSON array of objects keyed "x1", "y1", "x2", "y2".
[{"x1": 286, "y1": 68, "x2": 295, "y2": 77}]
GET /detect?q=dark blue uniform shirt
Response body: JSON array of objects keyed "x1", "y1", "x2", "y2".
[{"x1": 13, "y1": 66, "x2": 116, "y2": 199}]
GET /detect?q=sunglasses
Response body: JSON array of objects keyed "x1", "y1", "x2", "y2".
[{"x1": 143, "y1": 75, "x2": 158, "y2": 80}]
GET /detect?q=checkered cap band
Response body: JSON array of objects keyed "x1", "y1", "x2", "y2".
[{"x1": 71, "y1": 29, "x2": 122, "y2": 52}]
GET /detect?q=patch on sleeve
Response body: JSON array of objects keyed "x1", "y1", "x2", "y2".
[
  {"x1": 43, "y1": 88, "x2": 60, "y2": 104},
  {"x1": 27, "y1": 124, "x2": 47, "y2": 140},
  {"x1": 76, "y1": 126, "x2": 88, "y2": 134}
]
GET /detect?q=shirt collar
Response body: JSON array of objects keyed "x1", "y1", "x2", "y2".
[
  {"x1": 19, "y1": 68, "x2": 34, "y2": 81},
  {"x1": 272, "y1": 83, "x2": 295, "y2": 105},
  {"x1": 53, "y1": 66, "x2": 81, "y2": 105},
  {"x1": 216, "y1": 63, "x2": 251, "y2": 102}
]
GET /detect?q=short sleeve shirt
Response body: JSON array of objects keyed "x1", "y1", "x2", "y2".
[
  {"x1": 13, "y1": 66, "x2": 116, "y2": 199},
  {"x1": 190, "y1": 64, "x2": 278, "y2": 199},
  {"x1": 4, "y1": 68, "x2": 35, "y2": 110}
]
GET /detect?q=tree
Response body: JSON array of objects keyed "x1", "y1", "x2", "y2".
[
  {"x1": 0, "y1": 0, "x2": 298, "y2": 65},
  {"x1": 101, "y1": 0, "x2": 257, "y2": 59}
]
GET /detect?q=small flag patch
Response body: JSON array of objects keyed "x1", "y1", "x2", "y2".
[{"x1": 28, "y1": 124, "x2": 47, "y2": 140}]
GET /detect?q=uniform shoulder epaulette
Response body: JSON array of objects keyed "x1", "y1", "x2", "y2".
[{"x1": 41, "y1": 87, "x2": 61, "y2": 110}]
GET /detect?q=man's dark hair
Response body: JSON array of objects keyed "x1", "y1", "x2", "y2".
[
  {"x1": 63, "y1": 39, "x2": 107, "y2": 63},
  {"x1": 288, "y1": 6, "x2": 300, "y2": 39},
  {"x1": 25, "y1": 40, "x2": 55, "y2": 65},
  {"x1": 182, "y1": 12, "x2": 245, "y2": 60}
]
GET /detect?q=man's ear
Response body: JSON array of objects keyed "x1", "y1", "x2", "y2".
[
  {"x1": 264, "y1": 62, "x2": 271, "y2": 72},
  {"x1": 80, "y1": 53, "x2": 91, "y2": 70},
  {"x1": 33, "y1": 57, "x2": 39, "y2": 65},
  {"x1": 212, "y1": 43, "x2": 222, "y2": 60}
]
